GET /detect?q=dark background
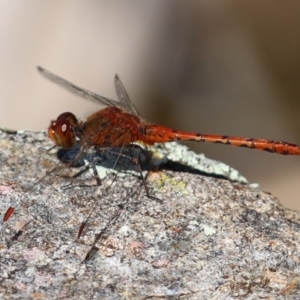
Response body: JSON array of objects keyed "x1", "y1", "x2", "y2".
[{"x1": 1, "y1": 1, "x2": 300, "y2": 210}]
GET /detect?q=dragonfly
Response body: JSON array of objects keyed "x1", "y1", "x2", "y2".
[
  {"x1": 4, "y1": 66, "x2": 300, "y2": 235},
  {"x1": 39, "y1": 68, "x2": 300, "y2": 155}
]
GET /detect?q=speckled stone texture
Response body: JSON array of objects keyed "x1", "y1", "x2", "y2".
[{"x1": 0, "y1": 130, "x2": 300, "y2": 299}]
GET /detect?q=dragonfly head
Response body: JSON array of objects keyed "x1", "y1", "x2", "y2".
[{"x1": 48, "y1": 112, "x2": 79, "y2": 149}]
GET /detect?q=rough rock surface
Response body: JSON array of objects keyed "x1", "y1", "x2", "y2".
[{"x1": 0, "y1": 129, "x2": 300, "y2": 299}]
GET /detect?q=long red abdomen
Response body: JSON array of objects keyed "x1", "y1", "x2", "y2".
[{"x1": 140, "y1": 125, "x2": 300, "y2": 155}]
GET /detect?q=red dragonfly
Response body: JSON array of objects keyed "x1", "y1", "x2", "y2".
[{"x1": 4, "y1": 67, "x2": 300, "y2": 226}]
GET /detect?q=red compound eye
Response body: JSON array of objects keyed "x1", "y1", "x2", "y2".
[{"x1": 48, "y1": 112, "x2": 78, "y2": 149}]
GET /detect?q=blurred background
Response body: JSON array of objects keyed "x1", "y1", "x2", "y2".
[{"x1": 1, "y1": 1, "x2": 300, "y2": 210}]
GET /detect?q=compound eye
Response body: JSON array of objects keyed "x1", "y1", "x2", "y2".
[{"x1": 48, "y1": 112, "x2": 78, "y2": 149}]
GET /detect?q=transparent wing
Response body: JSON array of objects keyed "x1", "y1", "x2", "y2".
[
  {"x1": 37, "y1": 66, "x2": 132, "y2": 112},
  {"x1": 114, "y1": 74, "x2": 140, "y2": 116}
]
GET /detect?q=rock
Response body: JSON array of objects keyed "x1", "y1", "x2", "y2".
[{"x1": 0, "y1": 129, "x2": 300, "y2": 299}]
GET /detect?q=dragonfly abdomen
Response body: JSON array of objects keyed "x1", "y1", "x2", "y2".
[{"x1": 140, "y1": 125, "x2": 300, "y2": 155}]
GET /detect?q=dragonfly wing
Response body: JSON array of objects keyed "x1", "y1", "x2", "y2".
[
  {"x1": 37, "y1": 66, "x2": 124, "y2": 109},
  {"x1": 114, "y1": 74, "x2": 140, "y2": 116}
]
